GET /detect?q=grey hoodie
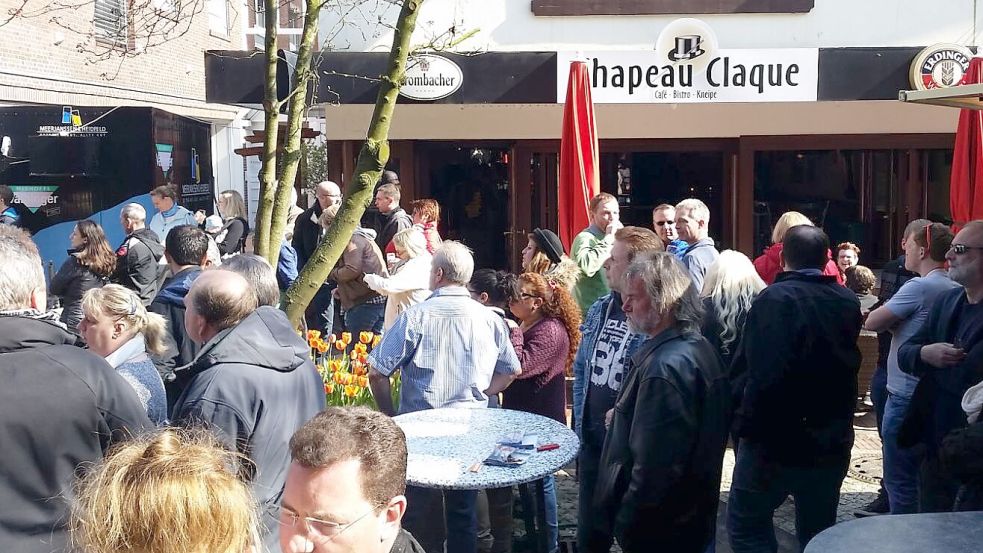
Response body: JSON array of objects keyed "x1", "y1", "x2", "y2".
[{"x1": 172, "y1": 306, "x2": 326, "y2": 551}]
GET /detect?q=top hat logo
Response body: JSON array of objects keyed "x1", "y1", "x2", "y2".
[{"x1": 668, "y1": 35, "x2": 705, "y2": 61}]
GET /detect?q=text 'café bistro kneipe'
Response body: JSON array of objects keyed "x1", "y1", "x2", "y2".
[
  {"x1": 207, "y1": 19, "x2": 964, "y2": 271},
  {"x1": 0, "y1": 106, "x2": 215, "y2": 270}
]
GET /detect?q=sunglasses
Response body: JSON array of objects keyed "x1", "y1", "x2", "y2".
[
  {"x1": 951, "y1": 244, "x2": 983, "y2": 255},
  {"x1": 654, "y1": 220, "x2": 675, "y2": 227},
  {"x1": 509, "y1": 293, "x2": 540, "y2": 303}
]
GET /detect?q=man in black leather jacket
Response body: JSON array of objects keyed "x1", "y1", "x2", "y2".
[
  {"x1": 588, "y1": 251, "x2": 730, "y2": 553},
  {"x1": 728, "y1": 225, "x2": 862, "y2": 552}
]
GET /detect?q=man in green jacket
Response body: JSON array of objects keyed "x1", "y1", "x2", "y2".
[{"x1": 571, "y1": 192, "x2": 623, "y2": 313}]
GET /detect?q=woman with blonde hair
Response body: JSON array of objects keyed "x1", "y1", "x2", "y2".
[
  {"x1": 50, "y1": 219, "x2": 116, "y2": 332},
  {"x1": 520, "y1": 228, "x2": 580, "y2": 291},
  {"x1": 364, "y1": 227, "x2": 433, "y2": 330},
  {"x1": 79, "y1": 284, "x2": 170, "y2": 424},
  {"x1": 753, "y1": 211, "x2": 842, "y2": 285},
  {"x1": 701, "y1": 250, "x2": 766, "y2": 369},
  {"x1": 216, "y1": 189, "x2": 250, "y2": 256},
  {"x1": 71, "y1": 428, "x2": 258, "y2": 553}
]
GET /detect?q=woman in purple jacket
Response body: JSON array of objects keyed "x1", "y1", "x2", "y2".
[{"x1": 506, "y1": 272, "x2": 582, "y2": 553}]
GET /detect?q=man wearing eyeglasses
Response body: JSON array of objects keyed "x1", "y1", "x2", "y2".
[
  {"x1": 651, "y1": 203, "x2": 688, "y2": 259},
  {"x1": 280, "y1": 407, "x2": 425, "y2": 553},
  {"x1": 898, "y1": 220, "x2": 983, "y2": 512}
]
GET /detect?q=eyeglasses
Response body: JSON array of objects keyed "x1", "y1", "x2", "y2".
[
  {"x1": 509, "y1": 293, "x2": 539, "y2": 303},
  {"x1": 654, "y1": 220, "x2": 675, "y2": 227},
  {"x1": 950, "y1": 244, "x2": 983, "y2": 255},
  {"x1": 278, "y1": 504, "x2": 380, "y2": 540}
]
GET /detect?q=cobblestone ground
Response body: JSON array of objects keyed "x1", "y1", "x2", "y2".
[{"x1": 518, "y1": 410, "x2": 882, "y2": 553}]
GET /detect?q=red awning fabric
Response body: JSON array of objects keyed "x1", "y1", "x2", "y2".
[
  {"x1": 558, "y1": 60, "x2": 600, "y2": 252},
  {"x1": 950, "y1": 57, "x2": 983, "y2": 232}
]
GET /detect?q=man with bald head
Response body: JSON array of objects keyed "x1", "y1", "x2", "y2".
[
  {"x1": 172, "y1": 269, "x2": 326, "y2": 552},
  {"x1": 293, "y1": 180, "x2": 343, "y2": 333}
]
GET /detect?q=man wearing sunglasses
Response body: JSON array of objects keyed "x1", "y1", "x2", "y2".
[
  {"x1": 898, "y1": 220, "x2": 983, "y2": 512},
  {"x1": 280, "y1": 407, "x2": 424, "y2": 553},
  {"x1": 651, "y1": 203, "x2": 688, "y2": 259}
]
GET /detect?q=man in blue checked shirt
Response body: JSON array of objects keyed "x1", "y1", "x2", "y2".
[{"x1": 368, "y1": 240, "x2": 521, "y2": 553}]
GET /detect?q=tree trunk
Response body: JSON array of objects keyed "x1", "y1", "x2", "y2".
[
  {"x1": 253, "y1": 0, "x2": 281, "y2": 259},
  {"x1": 265, "y1": 0, "x2": 324, "y2": 266},
  {"x1": 283, "y1": 0, "x2": 423, "y2": 327}
]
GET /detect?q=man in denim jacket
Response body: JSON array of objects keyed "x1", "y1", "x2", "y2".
[{"x1": 573, "y1": 226, "x2": 662, "y2": 551}]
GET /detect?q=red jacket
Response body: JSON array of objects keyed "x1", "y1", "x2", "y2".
[{"x1": 753, "y1": 242, "x2": 844, "y2": 285}]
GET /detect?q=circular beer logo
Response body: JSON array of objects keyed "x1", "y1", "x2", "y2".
[{"x1": 909, "y1": 44, "x2": 974, "y2": 91}]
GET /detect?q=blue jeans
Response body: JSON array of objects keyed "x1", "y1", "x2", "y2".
[
  {"x1": 870, "y1": 363, "x2": 888, "y2": 433},
  {"x1": 404, "y1": 486, "x2": 478, "y2": 553},
  {"x1": 577, "y1": 439, "x2": 611, "y2": 552},
  {"x1": 343, "y1": 301, "x2": 385, "y2": 335},
  {"x1": 727, "y1": 441, "x2": 849, "y2": 553},
  {"x1": 305, "y1": 283, "x2": 336, "y2": 334},
  {"x1": 883, "y1": 392, "x2": 922, "y2": 514},
  {"x1": 542, "y1": 475, "x2": 558, "y2": 553}
]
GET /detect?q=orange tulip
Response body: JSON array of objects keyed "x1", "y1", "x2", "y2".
[
  {"x1": 328, "y1": 359, "x2": 343, "y2": 373},
  {"x1": 325, "y1": 383, "x2": 335, "y2": 394},
  {"x1": 359, "y1": 331, "x2": 373, "y2": 344},
  {"x1": 357, "y1": 375, "x2": 368, "y2": 388},
  {"x1": 334, "y1": 340, "x2": 346, "y2": 351},
  {"x1": 333, "y1": 372, "x2": 344, "y2": 385},
  {"x1": 344, "y1": 385, "x2": 357, "y2": 397},
  {"x1": 341, "y1": 332, "x2": 352, "y2": 345},
  {"x1": 358, "y1": 353, "x2": 368, "y2": 364},
  {"x1": 354, "y1": 343, "x2": 367, "y2": 355},
  {"x1": 371, "y1": 335, "x2": 382, "y2": 348},
  {"x1": 328, "y1": 333, "x2": 337, "y2": 344},
  {"x1": 351, "y1": 350, "x2": 359, "y2": 361},
  {"x1": 316, "y1": 341, "x2": 328, "y2": 354},
  {"x1": 308, "y1": 330, "x2": 321, "y2": 340}
]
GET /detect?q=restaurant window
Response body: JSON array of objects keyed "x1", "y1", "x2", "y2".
[
  {"x1": 754, "y1": 150, "x2": 902, "y2": 268},
  {"x1": 600, "y1": 151, "x2": 725, "y2": 246},
  {"x1": 924, "y1": 149, "x2": 953, "y2": 225},
  {"x1": 531, "y1": 0, "x2": 814, "y2": 16}
]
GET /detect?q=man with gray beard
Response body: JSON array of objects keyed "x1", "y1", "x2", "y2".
[{"x1": 586, "y1": 251, "x2": 730, "y2": 553}]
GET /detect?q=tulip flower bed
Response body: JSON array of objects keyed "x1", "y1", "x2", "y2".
[{"x1": 307, "y1": 330, "x2": 399, "y2": 410}]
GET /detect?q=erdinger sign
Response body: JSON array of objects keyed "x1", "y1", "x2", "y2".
[
  {"x1": 909, "y1": 44, "x2": 974, "y2": 91},
  {"x1": 400, "y1": 54, "x2": 463, "y2": 101},
  {"x1": 556, "y1": 18, "x2": 818, "y2": 104}
]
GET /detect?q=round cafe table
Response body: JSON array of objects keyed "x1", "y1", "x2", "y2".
[{"x1": 393, "y1": 408, "x2": 580, "y2": 553}]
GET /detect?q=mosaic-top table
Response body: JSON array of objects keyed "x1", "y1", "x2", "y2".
[{"x1": 393, "y1": 407, "x2": 580, "y2": 490}]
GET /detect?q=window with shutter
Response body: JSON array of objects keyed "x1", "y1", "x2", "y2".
[{"x1": 93, "y1": 0, "x2": 128, "y2": 46}]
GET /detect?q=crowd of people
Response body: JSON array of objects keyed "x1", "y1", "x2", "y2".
[{"x1": 4, "y1": 175, "x2": 983, "y2": 553}]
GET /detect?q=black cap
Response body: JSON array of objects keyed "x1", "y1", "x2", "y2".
[{"x1": 531, "y1": 228, "x2": 564, "y2": 264}]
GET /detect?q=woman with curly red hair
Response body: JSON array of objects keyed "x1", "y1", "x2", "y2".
[{"x1": 506, "y1": 271, "x2": 582, "y2": 553}]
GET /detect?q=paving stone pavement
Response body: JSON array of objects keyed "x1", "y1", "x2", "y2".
[{"x1": 535, "y1": 410, "x2": 883, "y2": 553}]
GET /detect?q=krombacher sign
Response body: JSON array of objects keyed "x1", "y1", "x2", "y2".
[{"x1": 401, "y1": 54, "x2": 464, "y2": 101}]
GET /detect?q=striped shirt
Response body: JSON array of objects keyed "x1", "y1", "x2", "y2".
[{"x1": 368, "y1": 285, "x2": 522, "y2": 414}]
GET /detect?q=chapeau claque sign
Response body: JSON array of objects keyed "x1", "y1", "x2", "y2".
[{"x1": 557, "y1": 18, "x2": 818, "y2": 104}]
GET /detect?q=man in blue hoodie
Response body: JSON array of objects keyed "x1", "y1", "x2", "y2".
[{"x1": 150, "y1": 224, "x2": 208, "y2": 408}]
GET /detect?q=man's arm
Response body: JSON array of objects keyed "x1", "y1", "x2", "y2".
[
  {"x1": 865, "y1": 305, "x2": 903, "y2": 332},
  {"x1": 614, "y1": 376, "x2": 695, "y2": 541},
  {"x1": 369, "y1": 368, "x2": 396, "y2": 416},
  {"x1": 485, "y1": 371, "x2": 516, "y2": 396},
  {"x1": 571, "y1": 303, "x2": 602, "y2": 436},
  {"x1": 866, "y1": 278, "x2": 921, "y2": 333},
  {"x1": 898, "y1": 294, "x2": 957, "y2": 377},
  {"x1": 572, "y1": 233, "x2": 614, "y2": 278},
  {"x1": 329, "y1": 241, "x2": 363, "y2": 282},
  {"x1": 734, "y1": 297, "x2": 798, "y2": 428}
]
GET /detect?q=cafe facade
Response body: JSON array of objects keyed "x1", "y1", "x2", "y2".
[{"x1": 208, "y1": 0, "x2": 974, "y2": 270}]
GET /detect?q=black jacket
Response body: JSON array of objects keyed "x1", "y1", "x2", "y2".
[
  {"x1": 732, "y1": 271, "x2": 862, "y2": 464},
  {"x1": 172, "y1": 306, "x2": 326, "y2": 551},
  {"x1": 217, "y1": 217, "x2": 249, "y2": 256},
  {"x1": 150, "y1": 266, "x2": 202, "y2": 407},
  {"x1": 292, "y1": 203, "x2": 323, "y2": 270},
  {"x1": 113, "y1": 228, "x2": 164, "y2": 306},
  {"x1": 376, "y1": 207, "x2": 412, "y2": 251},
  {"x1": 898, "y1": 287, "x2": 983, "y2": 454},
  {"x1": 590, "y1": 329, "x2": 730, "y2": 553},
  {"x1": 49, "y1": 251, "x2": 109, "y2": 331},
  {"x1": 0, "y1": 314, "x2": 152, "y2": 553}
]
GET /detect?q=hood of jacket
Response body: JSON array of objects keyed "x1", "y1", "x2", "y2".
[
  {"x1": 546, "y1": 256, "x2": 582, "y2": 291},
  {"x1": 355, "y1": 226, "x2": 378, "y2": 241},
  {"x1": 192, "y1": 306, "x2": 309, "y2": 374},
  {"x1": 130, "y1": 228, "x2": 165, "y2": 259},
  {"x1": 0, "y1": 311, "x2": 79, "y2": 352},
  {"x1": 155, "y1": 267, "x2": 201, "y2": 307}
]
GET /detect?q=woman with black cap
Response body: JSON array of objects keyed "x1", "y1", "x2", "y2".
[{"x1": 521, "y1": 228, "x2": 580, "y2": 292}]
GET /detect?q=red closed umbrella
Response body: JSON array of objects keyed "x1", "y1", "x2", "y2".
[
  {"x1": 558, "y1": 60, "x2": 600, "y2": 252},
  {"x1": 950, "y1": 57, "x2": 983, "y2": 232}
]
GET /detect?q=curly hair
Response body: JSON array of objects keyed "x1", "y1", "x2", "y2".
[{"x1": 518, "y1": 272, "x2": 582, "y2": 374}]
